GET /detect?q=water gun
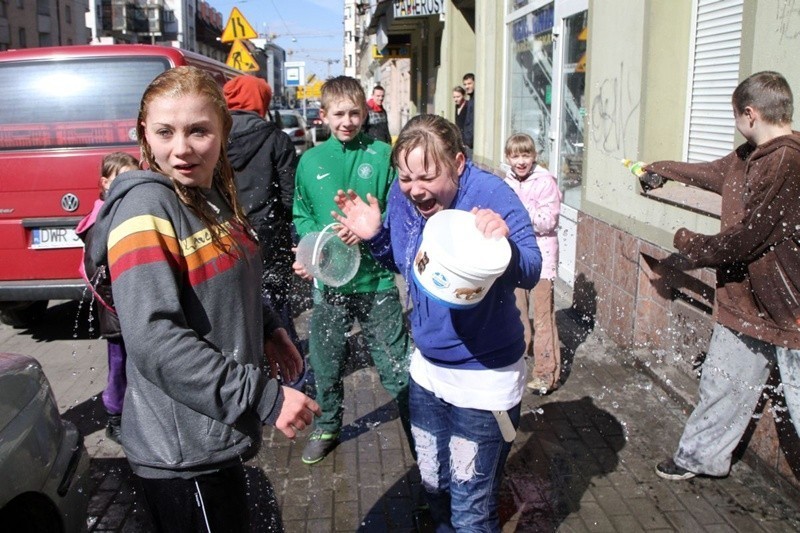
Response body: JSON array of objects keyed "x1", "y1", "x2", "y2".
[
  {"x1": 622, "y1": 158, "x2": 664, "y2": 190},
  {"x1": 621, "y1": 159, "x2": 647, "y2": 178}
]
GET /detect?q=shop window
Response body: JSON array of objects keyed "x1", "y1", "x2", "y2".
[
  {"x1": 556, "y1": 11, "x2": 587, "y2": 207},
  {"x1": 508, "y1": 0, "x2": 530, "y2": 14},
  {"x1": 506, "y1": 2, "x2": 555, "y2": 169}
]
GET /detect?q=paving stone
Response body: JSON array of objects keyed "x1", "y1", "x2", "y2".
[
  {"x1": 607, "y1": 514, "x2": 645, "y2": 532},
  {"x1": 306, "y1": 489, "x2": 333, "y2": 519},
  {"x1": 333, "y1": 502, "x2": 361, "y2": 531},
  {"x1": 590, "y1": 485, "x2": 631, "y2": 516},
  {"x1": 675, "y1": 490, "x2": 725, "y2": 526},
  {"x1": 624, "y1": 497, "x2": 673, "y2": 529}
]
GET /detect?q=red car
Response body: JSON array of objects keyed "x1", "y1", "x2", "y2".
[{"x1": 0, "y1": 45, "x2": 239, "y2": 326}]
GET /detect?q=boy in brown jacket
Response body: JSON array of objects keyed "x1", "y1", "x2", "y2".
[{"x1": 643, "y1": 71, "x2": 800, "y2": 480}]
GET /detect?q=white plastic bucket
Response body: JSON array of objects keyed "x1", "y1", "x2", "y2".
[
  {"x1": 296, "y1": 223, "x2": 361, "y2": 287},
  {"x1": 411, "y1": 210, "x2": 511, "y2": 309}
]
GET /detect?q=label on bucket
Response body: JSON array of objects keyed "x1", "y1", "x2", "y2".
[
  {"x1": 411, "y1": 210, "x2": 510, "y2": 309},
  {"x1": 412, "y1": 267, "x2": 484, "y2": 310},
  {"x1": 431, "y1": 272, "x2": 450, "y2": 289}
]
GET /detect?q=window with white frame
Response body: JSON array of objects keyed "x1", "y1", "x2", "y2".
[{"x1": 684, "y1": 0, "x2": 743, "y2": 162}]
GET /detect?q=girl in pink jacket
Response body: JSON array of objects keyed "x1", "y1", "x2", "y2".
[
  {"x1": 504, "y1": 133, "x2": 562, "y2": 393},
  {"x1": 75, "y1": 152, "x2": 138, "y2": 443}
]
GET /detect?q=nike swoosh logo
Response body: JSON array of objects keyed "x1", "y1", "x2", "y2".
[
  {"x1": 316, "y1": 173, "x2": 330, "y2": 180},
  {"x1": 376, "y1": 297, "x2": 388, "y2": 305}
]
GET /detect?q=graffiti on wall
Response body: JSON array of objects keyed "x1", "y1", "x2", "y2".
[
  {"x1": 589, "y1": 62, "x2": 641, "y2": 156},
  {"x1": 777, "y1": 0, "x2": 800, "y2": 42}
]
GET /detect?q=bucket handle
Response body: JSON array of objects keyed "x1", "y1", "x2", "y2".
[{"x1": 312, "y1": 222, "x2": 340, "y2": 268}]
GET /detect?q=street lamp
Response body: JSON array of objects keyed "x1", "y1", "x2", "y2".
[{"x1": 324, "y1": 58, "x2": 341, "y2": 79}]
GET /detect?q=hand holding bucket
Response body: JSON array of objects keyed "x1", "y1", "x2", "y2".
[
  {"x1": 295, "y1": 223, "x2": 361, "y2": 287},
  {"x1": 412, "y1": 210, "x2": 511, "y2": 308}
]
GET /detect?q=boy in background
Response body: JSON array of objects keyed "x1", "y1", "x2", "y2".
[
  {"x1": 363, "y1": 85, "x2": 391, "y2": 144},
  {"x1": 224, "y1": 75, "x2": 304, "y2": 387},
  {"x1": 293, "y1": 76, "x2": 411, "y2": 465},
  {"x1": 643, "y1": 71, "x2": 800, "y2": 480}
]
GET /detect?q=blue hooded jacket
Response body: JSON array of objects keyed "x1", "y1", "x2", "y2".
[{"x1": 368, "y1": 162, "x2": 542, "y2": 369}]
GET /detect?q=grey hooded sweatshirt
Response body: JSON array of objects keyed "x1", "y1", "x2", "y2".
[{"x1": 89, "y1": 170, "x2": 284, "y2": 478}]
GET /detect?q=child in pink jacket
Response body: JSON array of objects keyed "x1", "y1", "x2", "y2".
[
  {"x1": 504, "y1": 133, "x2": 562, "y2": 393},
  {"x1": 75, "y1": 152, "x2": 138, "y2": 443}
]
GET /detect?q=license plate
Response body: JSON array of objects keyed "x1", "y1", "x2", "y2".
[{"x1": 31, "y1": 227, "x2": 83, "y2": 249}]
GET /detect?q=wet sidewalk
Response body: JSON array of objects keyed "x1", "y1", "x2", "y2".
[{"x1": 2, "y1": 286, "x2": 800, "y2": 531}]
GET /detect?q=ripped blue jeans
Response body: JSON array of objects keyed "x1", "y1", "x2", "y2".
[{"x1": 409, "y1": 378, "x2": 520, "y2": 532}]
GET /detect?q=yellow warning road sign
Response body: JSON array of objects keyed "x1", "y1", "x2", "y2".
[
  {"x1": 297, "y1": 81, "x2": 323, "y2": 99},
  {"x1": 226, "y1": 40, "x2": 259, "y2": 72},
  {"x1": 221, "y1": 7, "x2": 257, "y2": 43}
]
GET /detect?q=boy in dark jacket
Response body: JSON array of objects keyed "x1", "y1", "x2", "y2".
[
  {"x1": 644, "y1": 71, "x2": 800, "y2": 480},
  {"x1": 224, "y1": 75, "x2": 303, "y2": 379}
]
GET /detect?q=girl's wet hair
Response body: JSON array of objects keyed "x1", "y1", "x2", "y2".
[
  {"x1": 505, "y1": 133, "x2": 537, "y2": 157},
  {"x1": 136, "y1": 66, "x2": 254, "y2": 252},
  {"x1": 392, "y1": 114, "x2": 465, "y2": 180},
  {"x1": 732, "y1": 71, "x2": 793, "y2": 125}
]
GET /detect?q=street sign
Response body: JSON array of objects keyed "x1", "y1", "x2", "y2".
[
  {"x1": 285, "y1": 61, "x2": 305, "y2": 87},
  {"x1": 297, "y1": 81, "x2": 323, "y2": 99},
  {"x1": 221, "y1": 7, "x2": 258, "y2": 43},
  {"x1": 226, "y1": 40, "x2": 259, "y2": 72}
]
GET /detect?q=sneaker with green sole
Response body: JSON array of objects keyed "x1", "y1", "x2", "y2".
[{"x1": 301, "y1": 429, "x2": 339, "y2": 465}]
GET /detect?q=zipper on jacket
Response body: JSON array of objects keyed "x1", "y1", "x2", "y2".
[{"x1": 775, "y1": 259, "x2": 800, "y2": 326}]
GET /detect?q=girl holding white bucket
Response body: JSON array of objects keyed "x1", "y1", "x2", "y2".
[{"x1": 332, "y1": 114, "x2": 542, "y2": 532}]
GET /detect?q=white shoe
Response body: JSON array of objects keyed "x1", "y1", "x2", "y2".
[{"x1": 526, "y1": 377, "x2": 551, "y2": 394}]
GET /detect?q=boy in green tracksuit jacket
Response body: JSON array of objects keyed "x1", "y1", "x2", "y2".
[{"x1": 293, "y1": 76, "x2": 411, "y2": 465}]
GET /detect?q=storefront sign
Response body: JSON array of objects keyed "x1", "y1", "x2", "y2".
[
  {"x1": 393, "y1": 0, "x2": 445, "y2": 18},
  {"x1": 372, "y1": 44, "x2": 411, "y2": 59}
]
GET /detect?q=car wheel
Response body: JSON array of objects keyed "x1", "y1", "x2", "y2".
[
  {"x1": 0, "y1": 300, "x2": 49, "y2": 328},
  {"x1": 0, "y1": 494, "x2": 63, "y2": 533}
]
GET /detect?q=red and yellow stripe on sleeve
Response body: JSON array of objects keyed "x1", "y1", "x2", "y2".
[{"x1": 107, "y1": 215, "x2": 255, "y2": 286}]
